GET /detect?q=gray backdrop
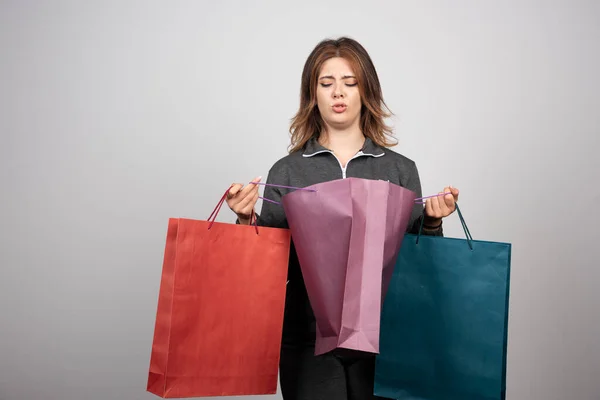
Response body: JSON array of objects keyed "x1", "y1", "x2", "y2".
[{"x1": 1, "y1": 1, "x2": 599, "y2": 399}]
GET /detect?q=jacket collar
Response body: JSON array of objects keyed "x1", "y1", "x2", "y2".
[{"x1": 302, "y1": 136, "x2": 385, "y2": 157}]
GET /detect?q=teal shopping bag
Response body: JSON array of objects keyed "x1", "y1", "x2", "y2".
[{"x1": 374, "y1": 205, "x2": 511, "y2": 400}]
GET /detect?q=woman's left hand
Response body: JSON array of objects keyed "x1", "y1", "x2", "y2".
[{"x1": 424, "y1": 186, "x2": 460, "y2": 226}]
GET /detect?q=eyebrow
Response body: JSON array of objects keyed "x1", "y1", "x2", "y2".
[{"x1": 318, "y1": 75, "x2": 356, "y2": 80}]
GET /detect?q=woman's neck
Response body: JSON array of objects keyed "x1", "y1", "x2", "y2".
[
  {"x1": 318, "y1": 125, "x2": 365, "y2": 167},
  {"x1": 318, "y1": 126, "x2": 365, "y2": 155}
]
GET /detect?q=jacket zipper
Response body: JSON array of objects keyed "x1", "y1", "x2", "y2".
[
  {"x1": 303, "y1": 149, "x2": 378, "y2": 178},
  {"x1": 335, "y1": 151, "x2": 364, "y2": 179}
]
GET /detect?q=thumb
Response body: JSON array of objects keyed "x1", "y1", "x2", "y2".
[
  {"x1": 449, "y1": 185, "x2": 459, "y2": 200},
  {"x1": 227, "y1": 183, "x2": 242, "y2": 199}
]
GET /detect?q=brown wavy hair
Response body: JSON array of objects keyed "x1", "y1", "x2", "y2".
[{"x1": 288, "y1": 37, "x2": 396, "y2": 153}]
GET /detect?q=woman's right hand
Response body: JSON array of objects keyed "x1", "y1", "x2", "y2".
[{"x1": 226, "y1": 176, "x2": 261, "y2": 225}]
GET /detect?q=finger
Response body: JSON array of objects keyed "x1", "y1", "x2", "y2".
[
  {"x1": 227, "y1": 183, "x2": 243, "y2": 199},
  {"x1": 240, "y1": 191, "x2": 260, "y2": 215},
  {"x1": 238, "y1": 176, "x2": 262, "y2": 198},
  {"x1": 425, "y1": 198, "x2": 435, "y2": 218},
  {"x1": 449, "y1": 185, "x2": 460, "y2": 201},
  {"x1": 443, "y1": 195, "x2": 455, "y2": 211},
  {"x1": 236, "y1": 186, "x2": 260, "y2": 213},
  {"x1": 441, "y1": 187, "x2": 454, "y2": 213},
  {"x1": 430, "y1": 195, "x2": 443, "y2": 218}
]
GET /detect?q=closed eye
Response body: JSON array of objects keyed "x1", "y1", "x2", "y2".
[{"x1": 320, "y1": 83, "x2": 358, "y2": 87}]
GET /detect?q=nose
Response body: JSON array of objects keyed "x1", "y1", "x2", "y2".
[{"x1": 333, "y1": 85, "x2": 344, "y2": 99}]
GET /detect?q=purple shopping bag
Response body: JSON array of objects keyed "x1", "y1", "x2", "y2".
[{"x1": 281, "y1": 178, "x2": 416, "y2": 356}]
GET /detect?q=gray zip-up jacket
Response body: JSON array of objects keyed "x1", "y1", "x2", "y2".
[{"x1": 256, "y1": 137, "x2": 443, "y2": 346}]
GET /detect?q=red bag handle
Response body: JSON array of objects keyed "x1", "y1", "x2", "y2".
[{"x1": 207, "y1": 187, "x2": 259, "y2": 235}]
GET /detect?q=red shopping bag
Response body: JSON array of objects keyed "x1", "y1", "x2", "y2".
[
  {"x1": 147, "y1": 189, "x2": 291, "y2": 398},
  {"x1": 281, "y1": 178, "x2": 416, "y2": 356}
]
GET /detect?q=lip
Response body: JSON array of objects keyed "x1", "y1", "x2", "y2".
[{"x1": 332, "y1": 103, "x2": 347, "y2": 113}]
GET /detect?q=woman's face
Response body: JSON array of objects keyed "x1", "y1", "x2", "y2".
[{"x1": 316, "y1": 57, "x2": 362, "y2": 131}]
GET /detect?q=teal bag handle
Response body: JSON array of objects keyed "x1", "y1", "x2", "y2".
[{"x1": 417, "y1": 203, "x2": 474, "y2": 250}]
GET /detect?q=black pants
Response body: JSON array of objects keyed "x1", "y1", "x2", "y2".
[{"x1": 279, "y1": 345, "x2": 392, "y2": 400}]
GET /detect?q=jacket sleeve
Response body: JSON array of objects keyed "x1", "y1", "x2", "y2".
[{"x1": 404, "y1": 160, "x2": 444, "y2": 237}]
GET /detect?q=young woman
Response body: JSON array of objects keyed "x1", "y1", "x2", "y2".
[{"x1": 226, "y1": 37, "x2": 459, "y2": 400}]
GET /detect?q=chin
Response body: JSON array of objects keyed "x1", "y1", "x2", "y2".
[
  {"x1": 329, "y1": 114, "x2": 358, "y2": 125},
  {"x1": 327, "y1": 121, "x2": 353, "y2": 131},
  {"x1": 326, "y1": 117, "x2": 349, "y2": 125}
]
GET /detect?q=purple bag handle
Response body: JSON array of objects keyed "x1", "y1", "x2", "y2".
[
  {"x1": 414, "y1": 191, "x2": 453, "y2": 204},
  {"x1": 252, "y1": 182, "x2": 316, "y2": 205},
  {"x1": 256, "y1": 184, "x2": 451, "y2": 206}
]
